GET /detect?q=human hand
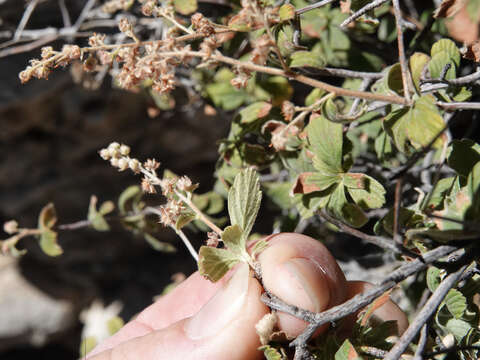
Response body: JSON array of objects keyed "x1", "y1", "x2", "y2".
[{"x1": 87, "y1": 233, "x2": 407, "y2": 360}]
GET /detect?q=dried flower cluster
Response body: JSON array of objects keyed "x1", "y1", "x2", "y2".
[
  {"x1": 99, "y1": 142, "x2": 199, "y2": 227},
  {"x1": 102, "y1": 0, "x2": 135, "y2": 13},
  {"x1": 19, "y1": 45, "x2": 81, "y2": 83}
]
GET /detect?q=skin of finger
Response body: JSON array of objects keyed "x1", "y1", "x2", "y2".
[
  {"x1": 87, "y1": 271, "x2": 228, "y2": 358},
  {"x1": 89, "y1": 273, "x2": 268, "y2": 360},
  {"x1": 344, "y1": 281, "x2": 409, "y2": 335},
  {"x1": 258, "y1": 233, "x2": 348, "y2": 338}
]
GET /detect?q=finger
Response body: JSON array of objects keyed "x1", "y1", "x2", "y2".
[
  {"x1": 258, "y1": 233, "x2": 348, "y2": 338},
  {"x1": 87, "y1": 271, "x2": 228, "y2": 357},
  {"x1": 89, "y1": 264, "x2": 269, "y2": 360},
  {"x1": 344, "y1": 281, "x2": 409, "y2": 335}
]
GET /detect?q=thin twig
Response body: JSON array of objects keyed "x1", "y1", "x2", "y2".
[
  {"x1": 393, "y1": 178, "x2": 403, "y2": 246},
  {"x1": 14, "y1": 0, "x2": 40, "y2": 41},
  {"x1": 392, "y1": 0, "x2": 413, "y2": 102},
  {"x1": 361, "y1": 346, "x2": 388, "y2": 358},
  {"x1": 296, "y1": 0, "x2": 337, "y2": 15},
  {"x1": 318, "y1": 67, "x2": 383, "y2": 79},
  {"x1": 319, "y1": 210, "x2": 404, "y2": 254},
  {"x1": 73, "y1": 0, "x2": 97, "y2": 31},
  {"x1": 413, "y1": 324, "x2": 428, "y2": 360},
  {"x1": 145, "y1": 207, "x2": 199, "y2": 261},
  {"x1": 437, "y1": 101, "x2": 480, "y2": 111},
  {"x1": 340, "y1": 0, "x2": 389, "y2": 28},
  {"x1": 383, "y1": 264, "x2": 468, "y2": 360},
  {"x1": 424, "y1": 345, "x2": 480, "y2": 357},
  {"x1": 58, "y1": 0, "x2": 72, "y2": 28}
]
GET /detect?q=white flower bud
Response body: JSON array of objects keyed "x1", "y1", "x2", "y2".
[
  {"x1": 128, "y1": 159, "x2": 140, "y2": 172},
  {"x1": 117, "y1": 158, "x2": 129, "y2": 171},
  {"x1": 108, "y1": 142, "x2": 120, "y2": 150},
  {"x1": 3, "y1": 220, "x2": 18, "y2": 234},
  {"x1": 119, "y1": 144, "x2": 130, "y2": 156},
  {"x1": 99, "y1": 148, "x2": 111, "y2": 160},
  {"x1": 108, "y1": 147, "x2": 119, "y2": 158},
  {"x1": 110, "y1": 157, "x2": 120, "y2": 167}
]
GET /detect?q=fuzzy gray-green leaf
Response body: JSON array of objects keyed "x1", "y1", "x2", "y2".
[{"x1": 227, "y1": 168, "x2": 262, "y2": 236}]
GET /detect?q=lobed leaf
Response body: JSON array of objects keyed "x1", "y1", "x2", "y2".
[
  {"x1": 228, "y1": 168, "x2": 262, "y2": 237},
  {"x1": 335, "y1": 339, "x2": 363, "y2": 360},
  {"x1": 307, "y1": 114, "x2": 344, "y2": 174},
  {"x1": 198, "y1": 246, "x2": 241, "y2": 282},
  {"x1": 239, "y1": 102, "x2": 272, "y2": 124}
]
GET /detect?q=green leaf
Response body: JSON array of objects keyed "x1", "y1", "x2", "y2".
[
  {"x1": 466, "y1": 161, "x2": 480, "y2": 218},
  {"x1": 445, "y1": 289, "x2": 467, "y2": 319},
  {"x1": 250, "y1": 239, "x2": 268, "y2": 260},
  {"x1": 99, "y1": 201, "x2": 115, "y2": 215},
  {"x1": 428, "y1": 51, "x2": 456, "y2": 80},
  {"x1": 307, "y1": 114, "x2": 344, "y2": 174},
  {"x1": 88, "y1": 195, "x2": 110, "y2": 232},
  {"x1": 175, "y1": 212, "x2": 196, "y2": 230},
  {"x1": 335, "y1": 339, "x2": 363, "y2": 360},
  {"x1": 239, "y1": 102, "x2": 272, "y2": 124},
  {"x1": 263, "y1": 181, "x2": 293, "y2": 209},
  {"x1": 386, "y1": 63, "x2": 404, "y2": 95},
  {"x1": 222, "y1": 224, "x2": 246, "y2": 257},
  {"x1": 343, "y1": 173, "x2": 386, "y2": 209},
  {"x1": 107, "y1": 316, "x2": 124, "y2": 335},
  {"x1": 425, "y1": 177, "x2": 456, "y2": 210},
  {"x1": 409, "y1": 52, "x2": 430, "y2": 92},
  {"x1": 259, "y1": 345, "x2": 285, "y2": 360},
  {"x1": 305, "y1": 172, "x2": 341, "y2": 192},
  {"x1": 80, "y1": 337, "x2": 97, "y2": 358},
  {"x1": 39, "y1": 229, "x2": 63, "y2": 256},
  {"x1": 290, "y1": 51, "x2": 325, "y2": 69},
  {"x1": 228, "y1": 168, "x2": 262, "y2": 236},
  {"x1": 173, "y1": 0, "x2": 197, "y2": 15},
  {"x1": 447, "y1": 139, "x2": 480, "y2": 177},
  {"x1": 38, "y1": 203, "x2": 57, "y2": 230},
  {"x1": 144, "y1": 233, "x2": 176, "y2": 252},
  {"x1": 206, "y1": 82, "x2": 247, "y2": 110},
  {"x1": 118, "y1": 186, "x2": 142, "y2": 215},
  {"x1": 279, "y1": 3, "x2": 296, "y2": 21},
  {"x1": 427, "y1": 266, "x2": 442, "y2": 292},
  {"x1": 445, "y1": 318, "x2": 472, "y2": 341},
  {"x1": 328, "y1": 184, "x2": 368, "y2": 228},
  {"x1": 305, "y1": 88, "x2": 326, "y2": 107},
  {"x1": 384, "y1": 95, "x2": 446, "y2": 152},
  {"x1": 193, "y1": 191, "x2": 224, "y2": 215},
  {"x1": 431, "y1": 39, "x2": 461, "y2": 68},
  {"x1": 198, "y1": 246, "x2": 241, "y2": 282}
]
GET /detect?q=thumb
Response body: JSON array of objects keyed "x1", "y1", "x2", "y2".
[{"x1": 88, "y1": 264, "x2": 269, "y2": 360}]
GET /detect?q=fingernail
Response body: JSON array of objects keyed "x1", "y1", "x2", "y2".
[
  {"x1": 276, "y1": 258, "x2": 330, "y2": 313},
  {"x1": 184, "y1": 263, "x2": 250, "y2": 340}
]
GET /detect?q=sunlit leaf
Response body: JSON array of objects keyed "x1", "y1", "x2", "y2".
[
  {"x1": 39, "y1": 229, "x2": 63, "y2": 256},
  {"x1": 107, "y1": 316, "x2": 125, "y2": 335},
  {"x1": 335, "y1": 339, "x2": 363, "y2": 360},
  {"x1": 198, "y1": 246, "x2": 241, "y2": 282},
  {"x1": 173, "y1": 0, "x2": 197, "y2": 15},
  {"x1": 409, "y1": 52, "x2": 430, "y2": 91},
  {"x1": 384, "y1": 95, "x2": 446, "y2": 152},
  {"x1": 228, "y1": 168, "x2": 262, "y2": 237},
  {"x1": 239, "y1": 102, "x2": 272, "y2": 124},
  {"x1": 431, "y1": 38, "x2": 461, "y2": 68},
  {"x1": 445, "y1": 288, "x2": 467, "y2": 318},
  {"x1": 279, "y1": 3, "x2": 296, "y2": 21},
  {"x1": 307, "y1": 113, "x2": 344, "y2": 174},
  {"x1": 343, "y1": 173, "x2": 386, "y2": 209},
  {"x1": 290, "y1": 51, "x2": 325, "y2": 69},
  {"x1": 144, "y1": 233, "x2": 176, "y2": 252}
]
